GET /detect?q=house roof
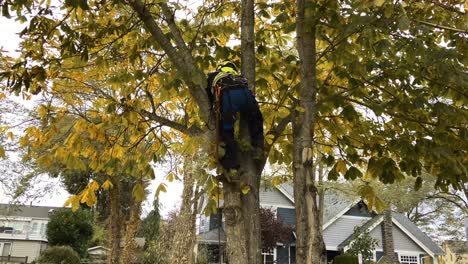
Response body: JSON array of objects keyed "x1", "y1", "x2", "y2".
[
  {"x1": 278, "y1": 184, "x2": 356, "y2": 224},
  {"x1": 276, "y1": 184, "x2": 444, "y2": 256},
  {"x1": 444, "y1": 240, "x2": 468, "y2": 255},
  {"x1": 392, "y1": 213, "x2": 444, "y2": 255},
  {"x1": 337, "y1": 215, "x2": 383, "y2": 250},
  {"x1": 0, "y1": 203, "x2": 63, "y2": 219},
  {"x1": 198, "y1": 227, "x2": 226, "y2": 244}
]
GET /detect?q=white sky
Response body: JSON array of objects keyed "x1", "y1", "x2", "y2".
[{"x1": 0, "y1": 16, "x2": 183, "y2": 217}]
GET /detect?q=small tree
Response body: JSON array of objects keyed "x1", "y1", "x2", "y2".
[
  {"x1": 37, "y1": 246, "x2": 80, "y2": 264},
  {"x1": 347, "y1": 227, "x2": 379, "y2": 262},
  {"x1": 46, "y1": 208, "x2": 94, "y2": 255},
  {"x1": 138, "y1": 199, "x2": 161, "y2": 247},
  {"x1": 260, "y1": 207, "x2": 293, "y2": 251}
]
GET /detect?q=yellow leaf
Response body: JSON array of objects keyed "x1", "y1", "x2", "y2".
[
  {"x1": 0, "y1": 147, "x2": 5, "y2": 159},
  {"x1": 133, "y1": 183, "x2": 146, "y2": 202},
  {"x1": 6, "y1": 132, "x2": 14, "y2": 141},
  {"x1": 374, "y1": 0, "x2": 385, "y2": 7},
  {"x1": 155, "y1": 183, "x2": 167, "y2": 197},
  {"x1": 102, "y1": 180, "x2": 114, "y2": 190},
  {"x1": 241, "y1": 184, "x2": 251, "y2": 194},
  {"x1": 64, "y1": 195, "x2": 80, "y2": 212},
  {"x1": 335, "y1": 159, "x2": 347, "y2": 175},
  {"x1": 88, "y1": 180, "x2": 100, "y2": 192},
  {"x1": 0, "y1": 93, "x2": 6, "y2": 100}
]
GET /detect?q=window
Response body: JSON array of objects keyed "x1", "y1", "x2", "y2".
[
  {"x1": 261, "y1": 249, "x2": 274, "y2": 264},
  {"x1": 1, "y1": 243, "x2": 11, "y2": 256},
  {"x1": 31, "y1": 223, "x2": 38, "y2": 234},
  {"x1": 400, "y1": 254, "x2": 418, "y2": 264}
]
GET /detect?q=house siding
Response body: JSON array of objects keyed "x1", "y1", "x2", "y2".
[
  {"x1": 369, "y1": 224, "x2": 424, "y2": 252},
  {"x1": 10, "y1": 240, "x2": 42, "y2": 261},
  {"x1": 324, "y1": 216, "x2": 370, "y2": 248},
  {"x1": 259, "y1": 188, "x2": 293, "y2": 208},
  {"x1": 277, "y1": 208, "x2": 295, "y2": 226}
]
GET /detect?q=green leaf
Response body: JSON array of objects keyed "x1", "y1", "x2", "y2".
[{"x1": 345, "y1": 166, "x2": 363, "y2": 180}]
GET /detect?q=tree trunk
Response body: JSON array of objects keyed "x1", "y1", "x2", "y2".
[
  {"x1": 381, "y1": 209, "x2": 399, "y2": 263},
  {"x1": 240, "y1": 0, "x2": 262, "y2": 263},
  {"x1": 108, "y1": 180, "x2": 123, "y2": 264},
  {"x1": 122, "y1": 197, "x2": 143, "y2": 264},
  {"x1": 170, "y1": 158, "x2": 198, "y2": 264},
  {"x1": 295, "y1": 0, "x2": 326, "y2": 263},
  {"x1": 224, "y1": 183, "x2": 249, "y2": 264}
]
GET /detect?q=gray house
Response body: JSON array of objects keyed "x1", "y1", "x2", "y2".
[
  {"x1": 0, "y1": 204, "x2": 59, "y2": 263},
  {"x1": 197, "y1": 184, "x2": 444, "y2": 264}
]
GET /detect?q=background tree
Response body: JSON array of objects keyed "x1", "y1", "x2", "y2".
[
  {"x1": 260, "y1": 207, "x2": 293, "y2": 252},
  {"x1": 138, "y1": 198, "x2": 161, "y2": 247},
  {"x1": 347, "y1": 227, "x2": 378, "y2": 263},
  {"x1": 46, "y1": 208, "x2": 94, "y2": 256}
]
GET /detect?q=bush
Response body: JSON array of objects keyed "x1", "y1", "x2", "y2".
[
  {"x1": 334, "y1": 254, "x2": 358, "y2": 264},
  {"x1": 37, "y1": 246, "x2": 80, "y2": 264}
]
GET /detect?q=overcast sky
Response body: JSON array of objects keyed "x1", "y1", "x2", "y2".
[{"x1": 0, "y1": 16, "x2": 182, "y2": 217}]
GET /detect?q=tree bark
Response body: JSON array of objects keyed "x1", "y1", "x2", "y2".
[
  {"x1": 224, "y1": 183, "x2": 249, "y2": 264},
  {"x1": 108, "y1": 180, "x2": 123, "y2": 264},
  {"x1": 240, "y1": 0, "x2": 262, "y2": 263},
  {"x1": 170, "y1": 157, "x2": 198, "y2": 264},
  {"x1": 381, "y1": 209, "x2": 399, "y2": 263},
  {"x1": 122, "y1": 197, "x2": 143, "y2": 264},
  {"x1": 295, "y1": 0, "x2": 326, "y2": 263}
]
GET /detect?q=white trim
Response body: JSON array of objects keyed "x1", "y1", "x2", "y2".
[
  {"x1": 323, "y1": 198, "x2": 361, "y2": 230},
  {"x1": 326, "y1": 246, "x2": 339, "y2": 251},
  {"x1": 261, "y1": 203, "x2": 295, "y2": 209},
  {"x1": 275, "y1": 186, "x2": 295, "y2": 203},
  {"x1": 341, "y1": 215, "x2": 372, "y2": 220},
  {"x1": 392, "y1": 217, "x2": 435, "y2": 258}
]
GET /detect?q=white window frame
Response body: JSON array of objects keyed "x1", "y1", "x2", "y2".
[
  {"x1": 261, "y1": 248, "x2": 276, "y2": 264},
  {"x1": 399, "y1": 252, "x2": 420, "y2": 264}
]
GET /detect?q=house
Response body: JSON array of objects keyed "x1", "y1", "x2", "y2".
[
  {"x1": 197, "y1": 184, "x2": 444, "y2": 264},
  {"x1": 438, "y1": 240, "x2": 468, "y2": 264},
  {"x1": 0, "y1": 203, "x2": 59, "y2": 263}
]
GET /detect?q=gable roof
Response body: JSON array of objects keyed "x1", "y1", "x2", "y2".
[
  {"x1": 392, "y1": 213, "x2": 444, "y2": 256},
  {"x1": 337, "y1": 212, "x2": 444, "y2": 256},
  {"x1": 272, "y1": 184, "x2": 443, "y2": 256},
  {"x1": 277, "y1": 184, "x2": 357, "y2": 225},
  {"x1": 0, "y1": 203, "x2": 62, "y2": 219}
]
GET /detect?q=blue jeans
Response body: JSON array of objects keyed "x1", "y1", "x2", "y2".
[{"x1": 219, "y1": 88, "x2": 264, "y2": 170}]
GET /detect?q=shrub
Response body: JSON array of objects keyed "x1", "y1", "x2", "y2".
[
  {"x1": 334, "y1": 254, "x2": 358, "y2": 264},
  {"x1": 37, "y1": 246, "x2": 80, "y2": 264}
]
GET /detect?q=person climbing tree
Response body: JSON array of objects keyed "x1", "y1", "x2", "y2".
[{"x1": 206, "y1": 61, "x2": 264, "y2": 181}]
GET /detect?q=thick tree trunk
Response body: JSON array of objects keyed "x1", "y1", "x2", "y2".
[
  {"x1": 170, "y1": 158, "x2": 198, "y2": 264},
  {"x1": 108, "y1": 180, "x2": 123, "y2": 264},
  {"x1": 381, "y1": 209, "x2": 399, "y2": 263},
  {"x1": 122, "y1": 197, "x2": 143, "y2": 264},
  {"x1": 295, "y1": 0, "x2": 326, "y2": 263},
  {"x1": 224, "y1": 183, "x2": 249, "y2": 264},
  {"x1": 240, "y1": 0, "x2": 262, "y2": 263}
]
